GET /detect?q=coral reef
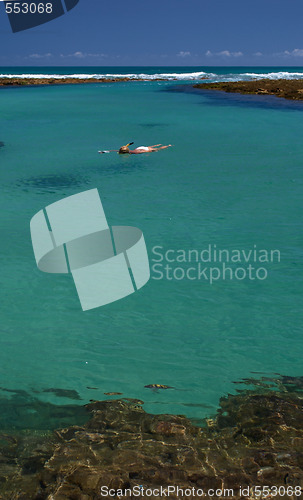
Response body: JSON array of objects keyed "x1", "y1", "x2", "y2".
[
  {"x1": 194, "y1": 79, "x2": 303, "y2": 101},
  {"x1": 0, "y1": 378, "x2": 302, "y2": 499},
  {"x1": 0, "y1": 77, "x2": 180, "y2": 87}
]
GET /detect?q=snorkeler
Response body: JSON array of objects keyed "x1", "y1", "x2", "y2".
[
  {"x1": 99, "y1": 143, "x2": 172, "y2": 154},
  {"x1": 119, "y1": 144, "x2": 172, "y2": 154}
]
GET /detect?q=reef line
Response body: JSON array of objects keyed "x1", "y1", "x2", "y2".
[{"x1": 194, "y1": 78, "x2": 303, "y2": 101}]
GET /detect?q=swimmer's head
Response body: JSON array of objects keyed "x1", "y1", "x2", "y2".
[{"x1": 119, "y1": 145, "x2": 130, "y2": 154}]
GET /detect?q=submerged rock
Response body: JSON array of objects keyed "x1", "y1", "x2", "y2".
[
  {"x1": 42, "y1": 388, "x2": 82, "y2": 400},
  {"x1": 0, "y1": 380, "x2": 301, "y2": 499},
  {"x1": 17, "y1": 173, "x2": 89, "y2": 192},
  {"x1": 144, "y1": 384, "x2": 175, "y2": 390},
  {"x1": 104, "y1": 392, "x2": 123, "y2": 396}
]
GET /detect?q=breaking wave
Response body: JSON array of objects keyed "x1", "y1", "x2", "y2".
[
  {"x1": 1, "y1": 69, "x2": 303, "y2": 82},
  {"x1": 239, "y1": 71, "x2": 303, "y2": 80},
  {"x1": 0, "y1": 71, "x2": 212, "y2": 81}
]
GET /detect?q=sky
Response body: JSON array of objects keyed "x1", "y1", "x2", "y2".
[{"x1": 1, "y1": 0, "x2": 303, "y2": 66}]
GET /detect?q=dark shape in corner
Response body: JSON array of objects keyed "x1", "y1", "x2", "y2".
[
  {"x1": 7, "y1": 0, "x2": 80, "y2": 33},
  {"x1": 0, "y1": 142, "x2": 4, "y2": 148},
  {"x1": 64, "y1": 0, "x2": 80, "y2": 11}
]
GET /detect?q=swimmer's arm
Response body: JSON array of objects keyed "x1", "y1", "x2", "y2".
[{"x1": 98, "y1": 149, "x2": 118, "y2": 153}]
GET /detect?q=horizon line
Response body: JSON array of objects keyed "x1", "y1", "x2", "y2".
[{"x1": 1, "y1": 64, "x2": 303, "y2": 68}]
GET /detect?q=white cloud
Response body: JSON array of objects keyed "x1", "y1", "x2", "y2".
[
  {"x1": 60, "y1": 51, "x2": 108, "y2": 59},
  {"x1": 275, "y1": 49, "x2": 303, "y2": 57},
  {"x1": 73, "y1": 51, "x2": 85, "y2": 58},
  {"x1": 253, "y1": 52, "x2": 263, "y2": 57},
  {"x1": 206, "y1": 50, "x2": 243, "y2": 57},
  {"x1": 177, "y1": 51, "x2": 191, "y2": 58},
  {"x1": 29, "y1": 53, "x2": 52, "y2": 59},
  {"x1": 287, "y1": 49, "x2": 303, "y2": 57},
  {"x1": 218, "y1": 50, "x2": 232, "y2": 57}
]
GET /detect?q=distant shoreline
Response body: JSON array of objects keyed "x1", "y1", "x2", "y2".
[{"x1": 193, "y1": 78, "x2": 303, "y2": 101}]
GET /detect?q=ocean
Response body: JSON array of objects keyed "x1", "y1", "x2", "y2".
[{"x1": 0, "y1": 66, "x2": 302, "y2": 429}]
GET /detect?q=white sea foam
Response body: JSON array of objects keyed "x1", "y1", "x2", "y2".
[
  {"x1": 200, "y1": 71, "x2": 303, "y2": 84},
  {"x1": 0, "y1": 71, "x2": 213, "y2": 81},
  {"x1": 1, "y1": 70, "x2": 303, "y2": 83},
  {"x1": 223, "y1": 71, "x2": 303, "y2": 82},
  {"x1": 242, "y1": 71, "x2": 303, "y2": 80}
]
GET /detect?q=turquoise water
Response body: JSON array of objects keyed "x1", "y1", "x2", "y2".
[{"x1": 0, "y1": 67, "x2": 303, "y2": 424}]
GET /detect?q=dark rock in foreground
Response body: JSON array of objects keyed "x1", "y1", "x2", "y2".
[
  {"x1": 0, "y1": 382, "x2": 302, "y2": 499},
  {"x1": 194, "y1": 79, "x2": 303, "y2": 101}
]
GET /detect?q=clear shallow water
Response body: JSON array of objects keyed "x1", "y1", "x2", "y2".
[{"x1": 0, "y1": 67, "x2": 302, "y2": 424}]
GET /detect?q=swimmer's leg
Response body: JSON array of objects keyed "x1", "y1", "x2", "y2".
[{"x1": 151, "y1": 145, "x2": 172, "y2": 151}]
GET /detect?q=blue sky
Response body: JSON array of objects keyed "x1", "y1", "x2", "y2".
[{"x1": 1, "y1": 0, "x2": 303, "y2": 66}]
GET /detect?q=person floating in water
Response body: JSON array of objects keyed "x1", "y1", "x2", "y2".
[
  {"x1": 99, "y1": 143, "x2": 172, "y2": 154},
  {"x1": 119, "y1": 143, "x2": 172, "y2": 154}
]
